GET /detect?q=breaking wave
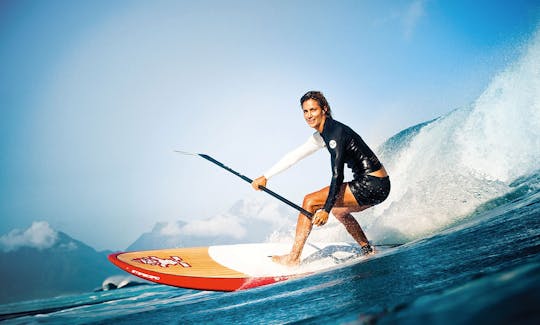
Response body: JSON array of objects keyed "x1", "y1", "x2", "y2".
[{"x1": 305, "y1": 29, "x2": 540, "y2": 245}]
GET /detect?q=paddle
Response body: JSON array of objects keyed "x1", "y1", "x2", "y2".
[
  {"x1": 175, "y1": 151, "x2": 313, "y2": 219},
  {"x1": 176, "y1": 151, "x2": 405, "y2": 248}
]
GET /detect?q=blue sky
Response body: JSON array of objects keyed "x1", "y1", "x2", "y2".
[{"x1": 1, "y1": 0, "x2": 539, "y2": 250}]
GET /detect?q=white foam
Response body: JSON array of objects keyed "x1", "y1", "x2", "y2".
[
  {"x1": 209, "y1": 242, "x2": 357, "y2": 277},
  {"x1": 361, "y1": 29, "x2": 540, "y2": 243},
  {"x1": 457, "y1": 30, "x2": 540, "y2": 182}
]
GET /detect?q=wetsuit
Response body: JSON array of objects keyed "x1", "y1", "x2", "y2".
[{"x1": 264, "y1": 118, "x2": 390, "y2": 212}]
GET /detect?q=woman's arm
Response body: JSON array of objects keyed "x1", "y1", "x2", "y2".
[
  {"x1": 263, "y1": 133, "x2": 324, "y2": 179},
  {"x1": 252, "y1": 133, "x2": 324, "y2": 190}
]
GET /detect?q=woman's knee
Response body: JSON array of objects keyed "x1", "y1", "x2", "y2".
[
  {"x1": 333, "y1": 207, "x2": 353, "y2": 220},
  {"x1": 302, "y1": 195, "x2": 316, "y2": 211},
  {"x1": 302, "y1": 192, "x2": 325, "y2": 211}
]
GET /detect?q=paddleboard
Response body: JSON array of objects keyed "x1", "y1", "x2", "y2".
[{"x1": 108, "y1": 242, "x2": 392, "y2": 291}]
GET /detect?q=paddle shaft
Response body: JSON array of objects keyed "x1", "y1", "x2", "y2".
[
  {"x1": 197, "y1": 154, "x2": 314, "y2": 219},
  {"x1": 176, "y1": 151, "x2": 405, "y2": 247}
]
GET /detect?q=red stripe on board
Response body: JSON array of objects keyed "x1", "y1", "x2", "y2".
[{"x1": 108, "y1": 253, "x2": 290, "y2": 291}]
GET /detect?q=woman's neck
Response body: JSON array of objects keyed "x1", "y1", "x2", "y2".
[{"x1": 316, "y1": 115, "x2": 327, "y2": 133}]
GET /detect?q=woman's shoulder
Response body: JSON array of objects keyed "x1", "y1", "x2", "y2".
[
  {"x1": 326, "y1": 118, "x2": 353, "y2": 136},
  {"x1": 310, "y1": 131, "x2": 325, "y2": 146},
  {"x1": 333, "y1": 118, "x2": 361, "y2": 137},
  {"x1": 332, "y1": 118, "x2": 353, "y2": 130}
]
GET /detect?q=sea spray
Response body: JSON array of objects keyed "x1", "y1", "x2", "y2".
[
  {"x1": 360, "y1": 29, "x2": 540, "y2": 244},
  {"x1": 457, "y1": 30, "x2": 540, "y2": 183}
]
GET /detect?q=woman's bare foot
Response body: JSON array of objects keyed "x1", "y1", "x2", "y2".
[
  {"x1": 271, "y1": 254, "x2": 300, "y2": 267},
  {"x1": 361, "y1": 244, "x2": 375, "y2": 256}
]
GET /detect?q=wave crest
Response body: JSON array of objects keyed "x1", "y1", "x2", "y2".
[{"x1": 362, "y1": 29, "x2": 540, "y2": 243}]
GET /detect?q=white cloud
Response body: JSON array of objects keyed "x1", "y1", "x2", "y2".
[
  {"x1": 59, "y1": 241, "x2": 78, "y2": 251},
  {"x1": 182, "y1": 215, "x2": 246, "y2": 239},
  {"x1": 372, "y1": 0, "x2": 426, "y2": 40},
  {"x1": 160, "y1": 215, "x2": 247, "y2": 239},
  {"x1": 0, "y1": 221, "x2": 58, "y2": 252},
  {"x1": 403, "y1": 0, "x2": 426, "y2": 40},
  {"x1": 229, "y1": 197, "x2": 295, "y2": 226},
  {"x1": 157, "y1": 197, "x2": 296, "y2": 241},
  {"x1": 159, "y1": 221, "x2": 184, "y2": 236}
]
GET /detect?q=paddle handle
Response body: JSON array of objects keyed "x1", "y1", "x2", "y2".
[{"x1": 198, "y1": 154, "x2": 313, "y2": 219}]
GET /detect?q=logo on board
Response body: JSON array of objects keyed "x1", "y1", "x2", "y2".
[{"x1": 132, "y1": 256, "x2": 191, "y2": 268}]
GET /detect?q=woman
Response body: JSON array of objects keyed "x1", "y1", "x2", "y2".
[{"x1": 251, "y1": 91, "x2": 390, "y2": 266}]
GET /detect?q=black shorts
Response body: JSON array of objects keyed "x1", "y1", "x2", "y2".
[{"x1": 348, "y1": 175, "x2": 390, "y2": 206}]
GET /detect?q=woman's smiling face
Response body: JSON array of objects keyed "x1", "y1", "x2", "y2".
[{"x1": 302, "y1": 98, "x2": 327, "y2": 132}]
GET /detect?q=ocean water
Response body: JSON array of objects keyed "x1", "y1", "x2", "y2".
[
  {"x1": 0, "y1": 181, "x2": 538, "y2": 324},
  {"x1": 2, "y1": 23, "x2": 540, "y2": 325}
]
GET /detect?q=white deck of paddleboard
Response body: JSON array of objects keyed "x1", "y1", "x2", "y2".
[{"x1": 209, "y1": 242, "x2": 365, "y2": 277}]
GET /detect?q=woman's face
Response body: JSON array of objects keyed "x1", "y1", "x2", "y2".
[{"x1": 302, "y1": 99, "x2": 326, "y2": 131}]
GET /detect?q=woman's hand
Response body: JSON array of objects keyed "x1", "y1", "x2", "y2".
[
  {"x1": 312, "y1": 210, "x2": 329, "y2": 226},
  {"x1": 251, "y1": 176, "x2": 267, "y2": 191}
]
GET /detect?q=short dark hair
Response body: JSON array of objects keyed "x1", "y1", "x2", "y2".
[{"x1": 300, "y1": 91, "x2": 332, "y2": 118}]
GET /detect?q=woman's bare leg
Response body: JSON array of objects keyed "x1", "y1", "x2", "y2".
[
  {"x1": 271, "y1": 212, "x2": 314, "y2": 266},
  {"x1": 332, "y1": 206, "x2": 371, "y2": 247},
  {"x1": 271, "y1": 190, "x2": 323, "y2": 266},
  {"x1": 272, "y1": 183, "x2": 361, "y2": 266}
]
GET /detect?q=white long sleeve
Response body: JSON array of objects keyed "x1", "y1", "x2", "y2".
[{"x1": 263, "y1": 132, "x2": 325, "y2": 179}]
